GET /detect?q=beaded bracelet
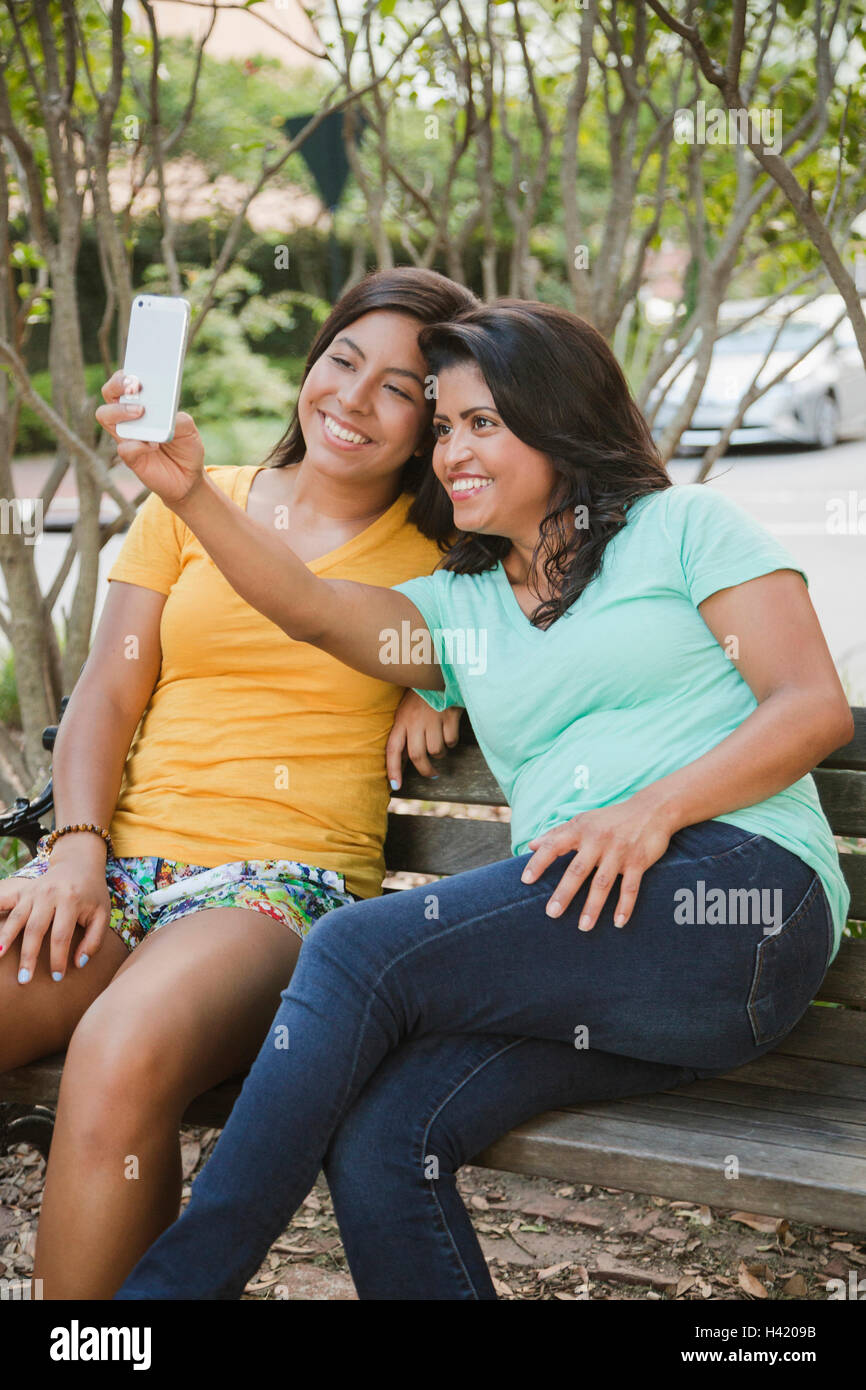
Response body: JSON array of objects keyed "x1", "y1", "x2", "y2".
[{"x1": 43, "y1": 823, "x2": 114, "y2": 859}]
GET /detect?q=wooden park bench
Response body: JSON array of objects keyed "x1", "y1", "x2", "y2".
[{"x1": 1, "y1": 701, "x2": 865, "y2": 1236}]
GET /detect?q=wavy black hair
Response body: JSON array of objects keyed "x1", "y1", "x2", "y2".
[
  {"x1": 415, "y1": 299, "x2": 671, "y2": 626},
  {"x1": 262, "y1": 267, "x2": 478, "y2": 543}
]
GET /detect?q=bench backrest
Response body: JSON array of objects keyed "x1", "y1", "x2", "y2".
[{"x1": 385, "y1": 708, "x2": 866, "y2": 1010}]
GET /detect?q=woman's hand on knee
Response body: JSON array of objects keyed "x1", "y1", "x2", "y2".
[
  {"x1": 0, "y1": 868, "x2": 111, "y2": 983},
  {"x1": 520, "y1": 794, "x2": 674, "y2": 930}
]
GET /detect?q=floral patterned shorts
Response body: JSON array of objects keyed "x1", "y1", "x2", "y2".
[{"x1": 13, "y1": 838, "x2": 358, "y2": 953}]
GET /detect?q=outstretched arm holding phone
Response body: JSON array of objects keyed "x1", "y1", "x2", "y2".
[{"x1": 97, "y1": 370, "x2": 444, "y2": 693}]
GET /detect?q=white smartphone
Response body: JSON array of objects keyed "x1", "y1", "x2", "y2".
[{"x1": 116, "y1": 293, "x2": 191, "y2": 443}]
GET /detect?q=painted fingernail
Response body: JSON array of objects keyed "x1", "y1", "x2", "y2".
[
  {"x1": 521, "y1": 870, "x2": 534, "y2": 883},
  {"x1": 77, "y1": 954, "x2": 89, "y2": 968},
  {"x1": 389, "y1": 779, "x2": 400, "y2": 790},
  {"x1": 614, "y1": 914, "x2": 626, "y2": 927},
  {"x1": 546, "y1": 901, "x2": 563, "y2": 918},
  {"x1": 430, "y1": 774, "x2": 439, "y2": 780},
  {"x1": 18, "y1": 968, "x2": 30, "y2": 984},
  {"x1": 125, "y1": 403, "x2": 143, "y2": 414},
  {"x1": 579, "y1": 914, "x2": 592, "y2": 931},
  {"x1": 52, "y1": 971, "x2": 63, "y2": 982}
]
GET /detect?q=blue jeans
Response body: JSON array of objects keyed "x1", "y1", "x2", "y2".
[{"x1": 115, "y1": 821, "x2": 835, "y2": 1301}]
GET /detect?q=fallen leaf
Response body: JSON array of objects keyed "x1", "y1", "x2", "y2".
[
  {"x1": 676, "y1": 1276, "x2": 697, "y2": 1298},
  {"x1": 738, "y1": 1264, "x2": 768, "y2": 1299},
  {"x1": 730, "y1": 1211, "x2": 784, "y2": 1234},
  {"x1": 830, "y1": 1242, "x2": 854, "y2": 1252},
  {"x1": 470, "y1": 1194, "x2": 489, "y2": 1211},
  {"x1": 556, "y1": 1186, "x2": 575, "y2": 1199},
  {"x1": 244, "y1": 1271, "x2": 284, "y2": 1292},
  {"x1": 537, "y1": 1262, "x2": 573, "y2": 1281},
  {"x1": 782, "y1": 1274, "x2": 808, "y2": 1297}
]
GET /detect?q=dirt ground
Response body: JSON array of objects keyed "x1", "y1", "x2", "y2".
[{"x1": 1, "y1": 1126, "x2": 862, "y2": 1301}]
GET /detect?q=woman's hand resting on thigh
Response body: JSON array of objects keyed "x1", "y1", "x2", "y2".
[
  {"x1": 520, "y1": 792, "x2": 675, "y2": 931},
  {"x1": 0, "y1": 843, "x2": 112, "y2": 981},
  {"x1": 95, "y1": 371, "x2": 205, "y2": 505}
]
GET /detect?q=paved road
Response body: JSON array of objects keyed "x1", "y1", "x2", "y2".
[{"x1": 5, "y1": 439, "x2": 866, "y2": 697}]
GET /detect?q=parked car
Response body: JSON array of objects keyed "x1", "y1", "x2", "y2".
[{"x1": 648, "y1": 296, "x2": 866, "y2": 452}]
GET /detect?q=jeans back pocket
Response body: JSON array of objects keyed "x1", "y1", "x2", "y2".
[{"x1": 746, "y1": 873, "x2": 833, "y2": 1049}]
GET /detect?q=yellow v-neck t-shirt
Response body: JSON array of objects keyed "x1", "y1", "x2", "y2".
[{"x1": 106, "y1": 464, "x2": 443, "y2": 899}]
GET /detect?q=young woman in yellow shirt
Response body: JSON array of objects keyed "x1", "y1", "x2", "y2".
[{"x1": 0, "y1": 267, "x2": 475, "y2": 1298}]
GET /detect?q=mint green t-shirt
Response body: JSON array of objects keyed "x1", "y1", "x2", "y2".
[{"x1": 393, "y1": 483, "x2": 849, "y2": 963}]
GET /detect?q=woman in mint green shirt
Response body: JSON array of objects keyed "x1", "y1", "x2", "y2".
[{"x1": 112, "y1": 298, "x2": 853, "y2": 1301}]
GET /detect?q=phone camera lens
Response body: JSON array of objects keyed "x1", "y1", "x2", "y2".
[{"x1": 138, "y1": 299, "x2": 143, "y2": 306}]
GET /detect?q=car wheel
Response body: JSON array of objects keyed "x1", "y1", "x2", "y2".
[{"x1": 812, "y1": 394, "x2": 839, "y2": 449}]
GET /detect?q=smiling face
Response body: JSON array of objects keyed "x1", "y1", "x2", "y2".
[
  {"x1": 431, "y1": 360, "x2": 561, "y2": 546},
  {"x1": 296, "y1": 310, "x2": 431, "y2": 484}
]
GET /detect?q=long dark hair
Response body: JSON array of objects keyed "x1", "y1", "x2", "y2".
[
  {"x1": 416, "y1": 300, "x2": 671, "y2": 626},
  {"x1": 263, "y1": 267, "x2": 478, "y2": 542}
]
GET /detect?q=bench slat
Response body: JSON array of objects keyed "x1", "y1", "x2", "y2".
[
  {"x1": 821, "y1": 707, "x2": 866, "y2": 772},
  {"x1": 840, "y1": 852, "x2": 866, "y2": 923},
  {"x1": 673, "y1": 1075, "x2": 866, "y2": 1126},
  {"x1": 394, "y1": 711, "x2": 866, "y2": 793},
  {"x1": 385, "y1": 814, "x2": 511, "y2": 875},
  {"x1": 579, "y1": 1092, "x2": 866, "y2": 1155},
  {"x1": 809, "y1": 768, "x2": 866, "y2": 839},
  {"x1": 395, "y1": 746, "x2": 505, "y2": 806},
  {"x1": 769, "y1": 1001, "x2": 866, "y2": 1064},
  {"x1": 473, "y1": 1108, "x2": 866, "y2": 1232},
  {"x1": 0, "y1": 1054, "x2": 64, "y2": 1107},
  {"x1": 391, "y1": 739, "x2": 866, "y2": 830},
  {"x1": 815, "y1": 939, "x2": 866, "y2": 1006},
  {"x1": 719, "y1": 1052, "x2": 866, "y2": 1100}
]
